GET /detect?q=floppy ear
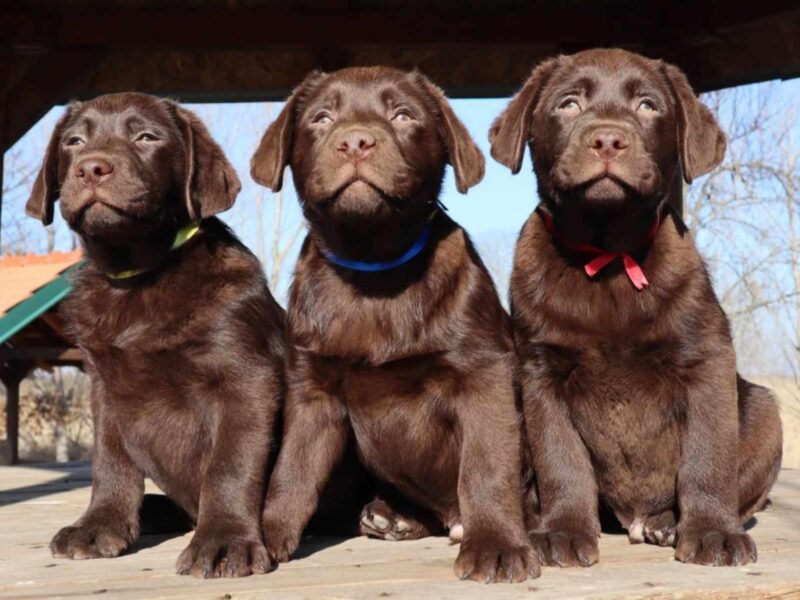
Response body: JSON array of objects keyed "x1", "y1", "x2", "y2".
[
  {"x1": 662, "y1": 63, "x2": 726, "y2": 183},
  {"x1": 26, "y1": 107, "x2": 76, "y2": 225},
  {"x1": 414, "y1": 74, "x2": 485, "y2": 193},
  {"x1": 489, "y1": 57, "x2": 559, "y2": 174},
  {"x1": 170, "y1": 103, "x2": 241, "y2": 220},
  {"x1": 251, "y1": 71, "x2": 325, "y2": 192}
]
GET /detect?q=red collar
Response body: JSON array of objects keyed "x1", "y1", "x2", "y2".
[{"x1": 537, "y1": 207, "x2": 662, "y2": 290}]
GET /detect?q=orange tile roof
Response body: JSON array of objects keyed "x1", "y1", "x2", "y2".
[{"x1": 0, "y1": 250, "x2": 83, "y2": 317}]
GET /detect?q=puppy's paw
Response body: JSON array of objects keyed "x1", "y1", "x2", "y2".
[
  {"x1": 448, "y1": 523, "x2": 464, "y2": 543},
  {"x1": 675, "y1": 528, "x2": 757, "y2": 566},
  {"x1": 454, "y1": 536, "x2": 540, "y2": 583},
  {"x1": 50, "y1": 522, "x2": 131, "y2": 560},
  {"x1": 262, "y1": 518, "x2": 302, "y2": 564},
  {"x1": 359, "y1": 499, "x2": 435, "y2": 541},
  {"x1": 530, "y1": 529, "x2": 599, "y2": 567},
  {"x1": 176, "y1": 533, "x2": 272, "y2": 578},
  {"x1": 639, "y1": 511, "x2": 677, "y2": 547}
]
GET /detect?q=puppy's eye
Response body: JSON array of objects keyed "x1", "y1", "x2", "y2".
[
  {"x1": 391, "y1": 109, "x2": 414, "y2": 123},
  {"x1": 65, "y1": 136, "x2": 85, "y2": 147},
  {"x1": 557, "y1": 99, "x2": 581, "y2": 114},
  {"x1": 135, "y1": 132, "x2": 159, "y2": 142},
  {"x1": 637, "y1": 99, "x2": 658, "y2": 113},
  {"x1": 312, "y1": 112, "x2": 333, "y2": 125}
]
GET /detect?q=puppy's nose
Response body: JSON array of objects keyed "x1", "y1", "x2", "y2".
[
  {"x1": 589, "y1": 130, "x2": 629, "y2": 160},
  {"x1": 75, "y1": 157, "x2": 114, "y2": 186},
  {"x1": 337, "y1": 129, "x2": 377, "y2": 161}
]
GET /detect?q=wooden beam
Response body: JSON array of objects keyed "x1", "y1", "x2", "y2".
[
  {"x1": 2, "y1": 2, "x2": 800, "y2": 152},
  {"x1": 4, "y1": 2, "x2": 795, "y2": 50},
  {"x1": 2, "y1": 49, "x2": 99, "y2": 152},
  {"x1": 0, "y1": 346, "x2": 83, "y2": 362},
  {"x1": 39, "y1": 312, "x2": 72, "y2": 344}
]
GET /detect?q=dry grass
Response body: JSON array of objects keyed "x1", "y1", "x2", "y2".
[
  {"x1": 0, "y1": 370, "x2": 92, "y2": 463},
  {"x1": 754, "y1": 377, "x2": 800, "y2": 469}
]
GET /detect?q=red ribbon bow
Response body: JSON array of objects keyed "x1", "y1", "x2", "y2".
[{"x1": 537, "y1": 208, "x2": 661, "y2": 290}]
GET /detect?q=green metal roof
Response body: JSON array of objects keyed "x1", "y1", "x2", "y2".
[{"x1": 0, "y1": 263, "x2": 80, "y2": 345}]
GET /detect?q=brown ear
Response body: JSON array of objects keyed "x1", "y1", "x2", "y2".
[
  {"x1": 414, "y1": 73, "x2": 485, "y2": 193},
  {"x1": 662, "y1": 63, "x2": 726, "y2": 183},
  {"x1": 26, "y1": 107, "x2": 76, "y2": 225},
  {"x1": 251, "y1": 71, "x2": 325, "y2": 192},
  {"x1": 489, "y1": 57, "x2": 559, "y2": 174},
  {"x1": 170, "y1": 103, "x2": 241, "y2": 221}
]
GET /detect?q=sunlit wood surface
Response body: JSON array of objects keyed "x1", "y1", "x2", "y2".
[{"x1": 1, "y1": 463, "x2": 799, "y2": 599}]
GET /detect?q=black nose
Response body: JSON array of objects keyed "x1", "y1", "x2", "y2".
[
  {"x1": 75, "y1": 157, "x2": 114, "y2": 185},
  {"x1": 589, "y1": 130, "x2": 629, "y2": 160},
  {"x1": 337, "y1": 129, "x2": 376, "y2": 161}
]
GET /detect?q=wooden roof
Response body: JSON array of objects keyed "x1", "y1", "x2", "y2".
[
  {"x1": 2, "y1": 0, "x2": 800, "y2": 154},
  {"x1": 0, "y1": 251, "x2": 81, "y2": 329},
  {"x1": 0, "y1": 251, "x2": 82, "y2": 362}
]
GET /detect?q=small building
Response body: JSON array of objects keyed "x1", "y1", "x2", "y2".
[{"x1": 0, "y1": 250, "x2": 83, "y2": 464}]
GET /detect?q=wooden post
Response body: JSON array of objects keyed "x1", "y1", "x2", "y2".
[
  {"x1": 1, "y1": 364, "x2": 28, "y2": 465},
  {"x1": 1, "y1": 87, "x2": 6, "y2": 252}
]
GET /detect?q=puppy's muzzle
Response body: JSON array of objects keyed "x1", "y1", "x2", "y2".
[
  {"x1": 336, "y1": 127, "x2": 377, "y2": 163},
  {"x1": 586, "y1": 127, "x2": 630, "y2": 161},
  {"x1": 75, "y1": 156, "x2": 115, "y2": 188}
]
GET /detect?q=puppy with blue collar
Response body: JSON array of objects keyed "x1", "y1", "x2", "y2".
[{"x1": 251, "y1": 66, "x2": 539, "y2": 584}]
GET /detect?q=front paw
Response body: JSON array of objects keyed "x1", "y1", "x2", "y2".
[
  {"x1": 530, "y1": 529, "x2": 599, "y2": 567},
  {"x1": 454, "y1": 536, "x2": 540, "y2": 583},
  {"x1": 262, "y1": 517, "x2": 302, "y2": 564},
  {"x1": 50, "y1": 522, "x2": 131, "y2": 560},
  {"x1": 675, "y1": 527, "x2": 757, "y2": 566},
  {"x1": 175, "y1": 532, "x2": 272, "y2": 578}
]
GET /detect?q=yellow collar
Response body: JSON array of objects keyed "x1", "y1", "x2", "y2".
[{"x1": 105, "y1": 223, "x2": 201, "y2": 281}]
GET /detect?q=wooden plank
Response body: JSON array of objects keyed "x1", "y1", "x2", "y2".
[
  {"x1": 3, "y1": 2, "x2": 800, "y2": 154},
  {"x1": 0, "y1": 346, "x2": 83, "y2": 362},
  {"x1": 0, "y1": 464, "x2": 798, "y2": 599}
]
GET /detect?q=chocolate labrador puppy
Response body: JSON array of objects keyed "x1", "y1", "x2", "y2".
[
  {"x1": 26, "y1": 93, "x2": 286, "y2": 578},
  {"x1": 250, "y1": 67, "x2": 539, "y2": 583},
  {"x1": 490, "y1": 48, "x2": 782, "y2": 567}
]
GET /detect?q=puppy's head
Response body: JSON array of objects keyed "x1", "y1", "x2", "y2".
[
  {"x1": 490, "y1": 48, "x2": 725, "y2": 211},
  {"x1": 26, "y1": 93, "x2": 240, "y2": 239},
  {"x1": 251, "y1": 67, "x2": 484, "y2": 224}
]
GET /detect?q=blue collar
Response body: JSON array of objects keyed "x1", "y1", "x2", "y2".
[{"x1": 320, "y1": 222, "x2": 433, "y2": 272}]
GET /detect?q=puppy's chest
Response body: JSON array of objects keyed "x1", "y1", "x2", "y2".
[
  {"x1": 535, "y1": 335, "x2": 687, "y2": 430},
  {"x1": 65, "y1": 284, "x2": 210, "y2": 393},
  {"x1": 319, "y1": 356, "x2": 461, "y2": 490},
  {"x1": 291, "y1": 289, "x2": 444, "y2": 362},
  {"x1": 535, "y1": 337, "x2": 686, "y2": 496}
]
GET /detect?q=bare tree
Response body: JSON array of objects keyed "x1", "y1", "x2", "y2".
[
  {"x1": 189, "y1": 102, "x2": 306, "y2": 302},
  {"x1": 1, "y1": 109, "x2": 70, "y2": 255},
  {"x1": 267, "y1": 189, "x2": 305, "y2": 295},
  {"x1": 19, "y1": 368, "x2": 92, "y2": 462},
  {"x1": 684, "y1": 84, "x2": 800, "y2": 379}
]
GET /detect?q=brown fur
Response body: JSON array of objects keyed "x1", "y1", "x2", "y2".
[
  {"x1": 26, "y1": 93, "x2": 286, "y2": 578},
  {"x1": 491, "y1": 48, "x2": 782, "y2": 568},
  {"x1": 251, "y1": 66, "x2": 539, "y2": 583}
]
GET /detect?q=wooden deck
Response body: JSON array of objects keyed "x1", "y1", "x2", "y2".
[{"x1": 1, "y1": 464, "x2": 799, "y2": 600}]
